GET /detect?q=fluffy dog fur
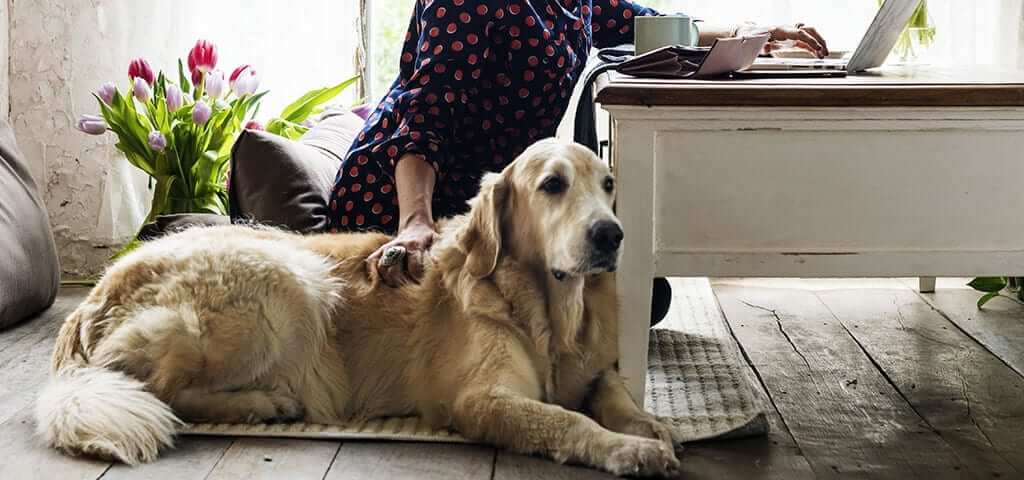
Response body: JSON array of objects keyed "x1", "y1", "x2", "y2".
[{"x1": 36, "y1": 139, "x2": 683, "y2": 476}]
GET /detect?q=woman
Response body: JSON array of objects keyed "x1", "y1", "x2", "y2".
[{"x1": 327, "y1": 0, "x2": 827, "y2": 321}]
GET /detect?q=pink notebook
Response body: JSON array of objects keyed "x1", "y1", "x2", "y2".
[{"x1": 618, "y1": 34, "x2": 770, "y2": 79}]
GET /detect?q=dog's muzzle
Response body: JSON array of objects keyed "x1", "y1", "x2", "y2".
[{"x1": 586, "y1": 220, "x2": 623, "y2": 273}]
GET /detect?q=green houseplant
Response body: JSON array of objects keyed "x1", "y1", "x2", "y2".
[
  {"x1": 880, "y1": 0, "x2": 935, "y2": 60},
  {"x1": 77, "y1": 39, "x2": 359, "y2": 226}
]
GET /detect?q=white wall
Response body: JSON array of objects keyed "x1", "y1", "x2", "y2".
[
  {"x1": 1, "y1": 0, "x2": 8, "y2": 119},
  {"x1": 8, "y1": 1, "x2": 359, "y2": 278}
]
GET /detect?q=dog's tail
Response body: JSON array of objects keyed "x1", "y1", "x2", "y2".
[{"x1": 36, "y1": 309, "x2": 182, "y2": 465}]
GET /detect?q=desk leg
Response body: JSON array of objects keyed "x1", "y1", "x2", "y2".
[
  {"x1": 919, "y1": 277, "x2": 937, "y2": 293},
  {"x1": 613, "y1": 123, "x2": 656, "y2": 406}
]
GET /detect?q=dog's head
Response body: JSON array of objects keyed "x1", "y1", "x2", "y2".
[{"x1": 461, "y1": 138, "x2": 623, "y2": 281}]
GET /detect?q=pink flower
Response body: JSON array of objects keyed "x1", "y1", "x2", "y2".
[
  {"x1": 96, "y1": 82, "x2": 116, "y2": 104},
  {"x1": 229, "y1": 65, "x2": 250, "y2": 85},
  {"x1": 205, "y1": 70, "x2": 226, "y2": 98},
  {"x1": 76, "y1": 114, "x2": 107, "y2": 135},
  {"x1": 229, "y1": 65, "x2": 260, "y2": 96},
  {"x1": 244, "y1": 120, "x2": 264, "y2": 131},
  {"x1": 165, "y1": 83, "x2": 183, "y2": 112},
  {"x1": 192, "y1": 100, "x2": 211, "y2": 124},
  {"x1": 148, "y1": 130, "x2": 167, "y2": 152},
  {"x1": 187, "y1": 39, "x2": 218, "y2": 76},
  {"x1": 351, "y1": 104, "x2": 373, "y2": 120},
  {"x1": 133, "y1": 77, "x2": 152, "y2": 103},
  {"x1": 128, "y1": 58, "x2": 155, "y2": 85}
]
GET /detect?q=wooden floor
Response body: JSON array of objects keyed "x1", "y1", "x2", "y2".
[{"x1": 2, "y1": 278, "x2": 1022, "y2": 479}]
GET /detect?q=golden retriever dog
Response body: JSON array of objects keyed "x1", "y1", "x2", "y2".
[{"x1": 35, "y1": 139, "x2": 683, "y2": 476}]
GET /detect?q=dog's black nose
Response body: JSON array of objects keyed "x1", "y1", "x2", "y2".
[{"x1": 590, "y1": 221, "x2": 624, "y2": 253}]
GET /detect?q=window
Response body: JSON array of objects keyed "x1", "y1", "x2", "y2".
[{"x1": 364, "y1": 0, "x2": 1024, "y2": 101}]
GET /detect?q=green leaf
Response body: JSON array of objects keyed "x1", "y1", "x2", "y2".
[
  {"x1": 279, "y1": 75, "x2": 360, "y2": 123},
  {"x1": 967, "y1": 277, "x2": 1008, "y2": 293},
  {"x1": 977, "y1": 291, "x2": 1001, "y2": 309},
  {"x1": 178, "y1": 59, "x2": 191, "y2": 94}
]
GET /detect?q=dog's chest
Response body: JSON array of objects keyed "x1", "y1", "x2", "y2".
[{"x1": 548, "y1": 348, "x2": 616, "y2": 410}]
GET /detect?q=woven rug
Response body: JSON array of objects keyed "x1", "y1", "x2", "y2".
[{"x1": 184, "y1": 279, "x2": 768, "y2": 443}]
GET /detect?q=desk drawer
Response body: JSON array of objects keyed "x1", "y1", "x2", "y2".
[{"x1": 653, "y1": 128, "x2": 1024, "y2": 254}]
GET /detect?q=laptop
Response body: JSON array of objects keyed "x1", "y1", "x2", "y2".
[{"x1": 750, "y1": 0, "x2": 921, "y2": 74}]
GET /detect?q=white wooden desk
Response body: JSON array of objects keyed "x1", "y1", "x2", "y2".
[{"x1": 596, "y1": 67, "x2": 1024, "y2": 403}]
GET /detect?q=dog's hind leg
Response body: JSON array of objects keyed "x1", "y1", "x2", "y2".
[{"x1": 169, "y1": 387, "x2": 304, "y2": 424}]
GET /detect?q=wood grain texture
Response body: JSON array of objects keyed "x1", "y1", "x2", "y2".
[
  {"x1": 0, "y1": 287, "x2": 88, "y2": 424},
  {"x1": 494, "y1": 452, "x2": 611, "y2": 480},
  {"x1": 0, "y1": 288, "x2": 111, "y2": 480},
  {"x1": 100, "y1": 437, "x2": 234, "y2": 480},
  {"x1": 903, "y1": 278, "x2": 1024, "y2": 379},
  {"x1": 714, "y1": 283, "x2": 969, "y2": 478},
  {"x1": 661, "y1": 279, "x2": 815, "y2": 479},
  {"x1": 0, "y1": 406, "x2": 111, "y2": 480},
  {"x1": 205, "y1": 438, "x2": 340, "y2": 480},
  {"x1": 815, "y1": 285, "x2": 1024, "y2": 476},
  {"x1": 325, "y1": 443, "x2": 495, "y2": 480},
  {"x1": 595, "y1": 68, "x2": 1024, "y2": 107}
]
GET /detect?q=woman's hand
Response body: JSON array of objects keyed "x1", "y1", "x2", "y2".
[
  {"x1": 367, "y1": 153, "x2": 439, "y2": 288},
  {"x1": 368, "y1": 217, "x2": 439, "y2": 288},
  {"x1": 738, "y1": 23, "x2": 829, "y2": 58}
]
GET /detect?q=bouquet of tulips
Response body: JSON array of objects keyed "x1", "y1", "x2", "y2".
[{"x1": 77, "y1": 39, "x2": 359, "y2": 224}]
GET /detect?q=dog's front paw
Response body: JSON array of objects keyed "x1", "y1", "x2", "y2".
[
  {"x1": 602, "y1": 436, "x2": 680, "y2": 478},
  {"x1": 619, "y1": 414, "x2": 685, "y2": 449}
]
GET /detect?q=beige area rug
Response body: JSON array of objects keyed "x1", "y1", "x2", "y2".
[{"x1": 184, "y1": 279, "x2": 769, "y2": 443}]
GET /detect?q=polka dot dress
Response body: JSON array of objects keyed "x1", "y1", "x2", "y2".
[{"x1": 328, "y1": 0, "x2": 659, "y2": 233}]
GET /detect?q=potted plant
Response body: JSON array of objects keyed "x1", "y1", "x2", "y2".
[
  {"x1": 879, "y1": 0, "x2": 936, "y2": 61},
  {"x1": 77, "y1": 39, "x2": 359, "y2": 232}
]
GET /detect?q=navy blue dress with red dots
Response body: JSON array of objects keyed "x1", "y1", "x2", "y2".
[{"x1": 327, "y1": 0, "x2": 658, "y2": 232}]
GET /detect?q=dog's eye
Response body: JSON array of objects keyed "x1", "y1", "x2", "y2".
[
  {"x1": 540, "y1": 176, "x2": 565, "y2": 195},
  {"x1": 603, "y1": 177, "x2": 615, "y2": 194}
]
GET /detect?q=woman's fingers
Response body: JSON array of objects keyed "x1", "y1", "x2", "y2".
[
  {"x1": 406, "y1": 249, "x2": 426, "y2": 281},
  {"x1": 793, "y1": 40, "x2": 817, "y2": 54},
  {"x1": 369, "y1": 241, "x2": 405, "y2": 287},
  {"x1": 380, "y1": 261, "x2": 406, "y2": 288},
  {"x1": 793, "y1": 30, "x2": 825, "y2": 58},
  {"x1": 801, "y1": 26, "x2": 828, "y2": 56}
]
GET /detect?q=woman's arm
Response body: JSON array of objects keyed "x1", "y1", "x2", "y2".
[
  {"x1": 368, "y1": 153, "x2": 438, "y2": 287},
  {"x1": 395, "y1": 153, "x2": 436, "y2": 232},
  {"x1": 366, "y1": 1, "x2": 499, "y2": 287},
  {"x1": 696, "y1": 23, "x2": 742, "y2": 46}
]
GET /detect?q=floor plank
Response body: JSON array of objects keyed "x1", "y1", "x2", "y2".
[
  {"x1": 903, "y1": 277, "x2": 1024, "y2": 379},
  {"x1": 0, "y1": 289, "x2": 112, "y2": 479},
  {"x1": 100, "y1": 436, "x2": 234, "y2": 480},
  {"x1": 205, "y1": 438, "x2": 341, "y2": 480},
  {"x1": 0, "y1": 286, "x2": 87, "y2": 357},
  {"x1": 0, "y1": 405, "x2": 111, "y2": 480},
  {"x1": 663, "y1": 279, "x2": 815, "y2": 479},
  {"x1": 494, "y1": 451, "x2": 611, "y2": 480},
  {"x1": 0, "y1": 287, "x2": 89, "y2": 424},
  {"x1": 816, "y1": 285, "x2": 1024, "y2": 476},
  {"x1": 714, "y1": 283, "x2": 970, "y2": 478},
  {"x1": 325, "y1": 442, "x2": 495, "y2": 480}
]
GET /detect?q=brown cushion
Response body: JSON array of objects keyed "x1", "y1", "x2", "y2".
[
  {"x1": 0, "y1": 117, "x2": 60, "y2": 329},
  {"x1": 137, "y1": 213, "x2": 231, "y2": 241},
  {"x1": 228, "y1": 111, "x2": 364, "y2": 233}
]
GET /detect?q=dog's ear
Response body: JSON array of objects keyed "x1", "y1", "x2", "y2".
[{"x1": 462, "y1": 172, "x2": 508, "y2": 278}]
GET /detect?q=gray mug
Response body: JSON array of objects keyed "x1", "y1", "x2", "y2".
[{"x1": 635, "y1": 15, "x2": 700, "y2": 55}]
